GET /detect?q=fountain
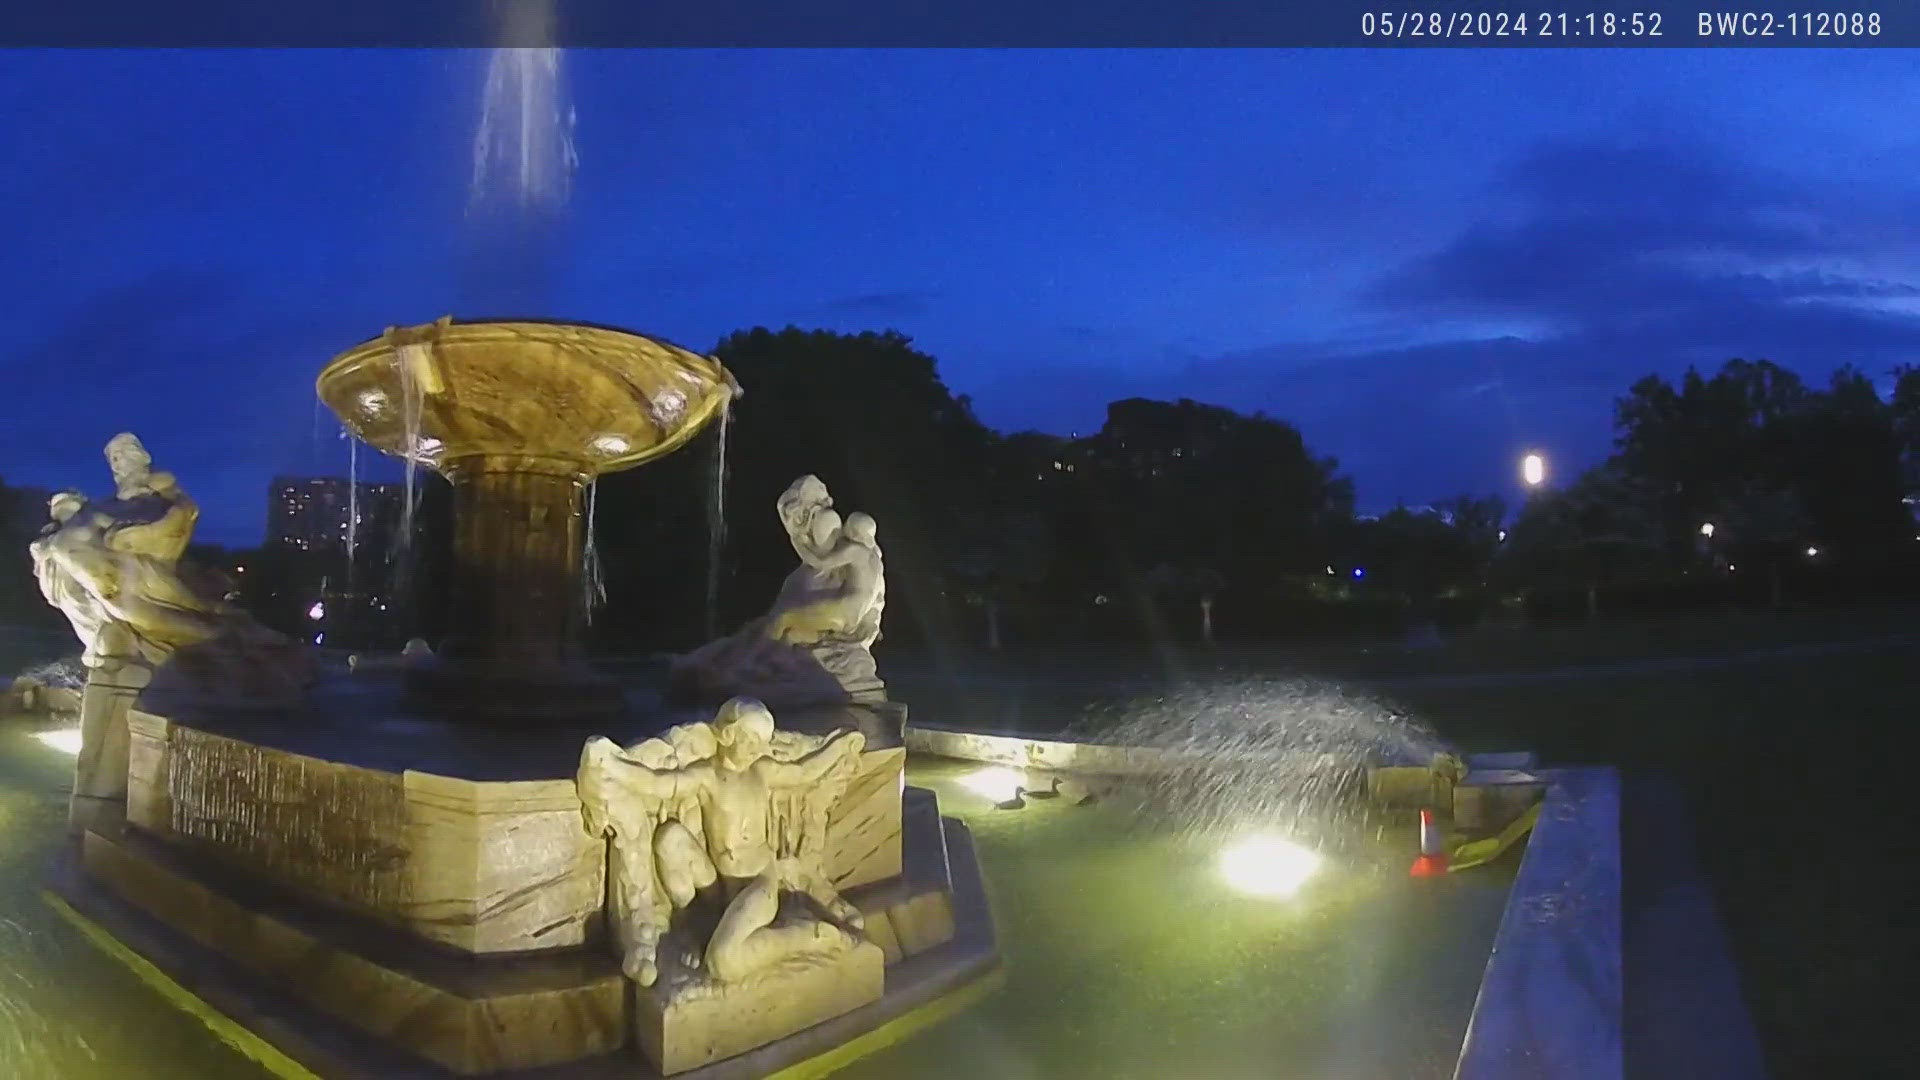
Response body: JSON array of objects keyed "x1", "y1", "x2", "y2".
[
  {"x1": 31, "y1": 318, "x2": 998, "y2": 1078},
  {"x1": 317, "y1": 316, "x2": 737, "y2": 720}
]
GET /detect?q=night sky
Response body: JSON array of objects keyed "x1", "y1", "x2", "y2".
[{"x1": 4, "y1": 49, "x2": 1918, "y2": 546}]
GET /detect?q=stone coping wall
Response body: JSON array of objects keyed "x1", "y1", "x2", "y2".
[
  {"x1": 128, "y1": 712, "x2": 903, "y2": 956},
  {"x1": 1454, "y1": 767, "x2": 1622, "y2": 1079},
  {"x1": 902, "y1": 722, "x2": 1423, "y2": 776}
]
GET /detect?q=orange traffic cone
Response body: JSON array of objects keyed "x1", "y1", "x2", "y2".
[{"x1": 1409, "y1": 807, "x2": 1450, "y2": 877}]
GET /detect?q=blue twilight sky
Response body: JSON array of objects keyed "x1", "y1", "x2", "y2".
[{"x1": 3, "y1": 49, "x2": 1920, "y2": 546}]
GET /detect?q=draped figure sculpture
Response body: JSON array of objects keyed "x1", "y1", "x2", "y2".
[
  {"x1": 576, "y1": 697, "x2": 869, "y2": 992},
  {"x1": 30, "y1": 434, "x2": 309, "y2": 816},
  {"x1": 669, "y1": 476, "x2": 886, "y2": 709}
]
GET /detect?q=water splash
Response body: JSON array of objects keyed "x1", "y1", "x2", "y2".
[
  {"x1": 469, "y1": 46, "x2": 576, "y2": 214},
  {"x1": 345, "y1": 432, "x2": 360, "y2": 589},
  {"x1": 395, "y1": 345, "x2": 425, "y2": 544},
  {"x1": 462, "y1": 22, "x2": 576, "y2": 317},
  {"x1": 1068, "y1": 677, "x2": 1451, "y2": 851},
  {"x1": 582, "y1": 479, "x2": 607, "y2": 623},
  {"x1": 704, "y1": 403, "x2": 732, "y2": 639}
]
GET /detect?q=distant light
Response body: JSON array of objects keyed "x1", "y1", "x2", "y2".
[
  {"x1": 958, "y1": 767, "x2": 1026, "y2": 803},
  {"x1": 1218, "y1": 835, "x2": 1323, "y2": 899},
  {"x1": 33, "y1": 728, "x2": 83, "y2": 755},
  {"x1": 1805, "y1": 546, "x2": 1820, "y2": 557},
  {"x1": 1325, "y1": 565, "x2": 1335, "y2": 575},
  {"x1": 1727, "y1": 563, "x2": 1737, "y2": 572},
  {"x1": 307, "y1": 601, "x2": 325, "y2": 621},
  {"x1": 1699, "y1": 522, "x2": 1716, "y2": 538},
  {"x1": 1497, "y1": 530, "x2": 1507, "y2": 543},
  {"x1": 314, "y1": 633, "x2": 324, "y2": 645},
  {"x1": 1352, "y1": 567, "x2": 1365, "y2": 579},
  {"x1": 1521, "y1": 452, "x2": 1546, "y2": 487}
]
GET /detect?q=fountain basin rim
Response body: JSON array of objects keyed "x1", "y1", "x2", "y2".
[{"x1": 317, "y1": 317, "x2": 738, "y2": 475}]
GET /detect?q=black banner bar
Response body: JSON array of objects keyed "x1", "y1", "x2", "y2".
[{"x1": 2, "y1": 1, "x2": 1912, "y2": 48}]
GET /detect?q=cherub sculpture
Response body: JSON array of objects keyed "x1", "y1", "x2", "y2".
[{"x1": 577, "y1": 697, "x2": 869, "y2": 990}]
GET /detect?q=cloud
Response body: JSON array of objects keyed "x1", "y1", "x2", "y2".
[{"x1": 968, "y1": 135, "x2": 1920, "y2": 508}]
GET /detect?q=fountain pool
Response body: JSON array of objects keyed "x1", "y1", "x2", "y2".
[{"x1": 0, "y1": 719, "x2": 1517, "y2": 1079}]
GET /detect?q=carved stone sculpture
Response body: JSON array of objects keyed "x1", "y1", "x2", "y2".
[
  {"x1": 30, "y1": 434, "x2": 310, "y2": 816},
  {"x1": 670, "y1": 476, "x2": 886, "y2": 709},
  {"x1": 577, "y1": 697, "x2": 870, "y2": 989}
]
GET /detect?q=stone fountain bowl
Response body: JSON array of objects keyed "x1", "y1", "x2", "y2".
[{"x1": 316, "y1": 318, "x2": 737, "y2": 475}]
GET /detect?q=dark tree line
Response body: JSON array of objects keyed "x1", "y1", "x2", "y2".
[
  {"x1": 1503, "y1": 359, "x2": 1920, "y2": 617},
  {"x1": 7, "y1": 337, "x2": 1918, "y2": 654}
]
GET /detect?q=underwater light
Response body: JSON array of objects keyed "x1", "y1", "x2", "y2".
[
  {"x1": 1218, "y1": 835, "x2": 1322, "y2": 899},
  {"x1": 958, "y1": 767, "x2": 1026, "y2": 803},
  {"x1": 33, "y1": 728, "x2": 82, "y2": 755}
]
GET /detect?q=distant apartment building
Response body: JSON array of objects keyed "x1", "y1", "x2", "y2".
[
  {"x1": 264, "y1": 477, "x2": 409, "y2": 645},
  {"x1": 268, "y1": 477, "x2": 405, "y2": 552}
]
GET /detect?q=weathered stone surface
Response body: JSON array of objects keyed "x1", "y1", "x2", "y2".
[
  {"x1": 634, "y1": 941, "x2": 886, "y2": 1076},
  {"x1": 82, "y1": 825, "x2": 625, "y2": 1075},
  {"x1": 149, "y1": 720, "x2": 603, "y2": 953},
  {"x1": 400, "y1": 771, "x2": 603, "y2": 953},
  {"x1": 888, "y1": 891, "x2": 957, "y2": 958},
  {"x1": 167, "y1": 725, "x2": 414, "y2": 918},
  {"x1": 825, "y1": 746, "x2": 904, "y2": 890},
  {"x1": 125, "y1": 709, "x2": 173, "y2": 835}
]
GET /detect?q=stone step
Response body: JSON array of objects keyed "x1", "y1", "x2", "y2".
[{"x1": 78, "y1": 822, "x2": 624, "y2": 1076}]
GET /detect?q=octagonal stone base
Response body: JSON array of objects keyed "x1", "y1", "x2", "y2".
[{"x1": 636, "y1": 943, "x2": 887, "y2": 1076}]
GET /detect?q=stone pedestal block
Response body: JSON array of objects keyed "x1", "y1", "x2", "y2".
[
  {"x1": 634, "y1": 941, "x2": 887, "y2": 1076},
  {"x1": 1454, "y1": 769, "x2": 1547, "y2": 834}
]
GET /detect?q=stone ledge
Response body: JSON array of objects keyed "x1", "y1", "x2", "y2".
[
  {"x1": 905, "y1": 722, "x2": 1436, "y2": 778},
  {"x1": 47, "y1": 807, "x2": 1001, "y2": 1080},
  {"x1": 1455, "y1": 767, "x2": 1622, "y2": 1080},
  {"x1": 78, "y1": 824, "x2": 625, "y2": 1075}
]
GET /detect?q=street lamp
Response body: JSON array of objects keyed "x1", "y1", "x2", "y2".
[{"x1": 1521, "y1": 452, "x2": 1546, "y2": 488}]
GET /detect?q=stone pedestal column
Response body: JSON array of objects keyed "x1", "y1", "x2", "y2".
[
  {"x1": 71, "y1": 645, "x2": 152, "y2": 831},
  {"x1": 441, "y1": 454, "x2": 588, "y2": 666},
  {"x1": 405, "y1": 453, "x2": 623, "y2": 719}
]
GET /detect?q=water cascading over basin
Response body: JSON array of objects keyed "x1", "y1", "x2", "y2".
[{"x1": 317, "y1": 317, "x2": 737, "y2": 719}]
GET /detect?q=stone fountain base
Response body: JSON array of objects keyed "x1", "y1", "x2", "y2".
[{"x1": 46, "y1": 692, "x2": 996, "y2": 1078}]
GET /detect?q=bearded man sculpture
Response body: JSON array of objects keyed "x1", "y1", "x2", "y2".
[{"x1": 30, "y1": 433, "x2": 309, "y2": 821}]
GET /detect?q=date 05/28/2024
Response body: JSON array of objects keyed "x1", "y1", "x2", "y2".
[{"x1": 1357, "y1": 11, "x2": 1885, "y2": 39}]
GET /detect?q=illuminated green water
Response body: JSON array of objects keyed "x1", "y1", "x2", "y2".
[
  {"x1": 849, "y1": 760, "x2": 1518, "y2": 1080},
  {"x1": 0, "y1": 727, "x2": 1514, "y2": 1079},
  {"x1": 0, "y1": 723, "x2": 265, "y2": 1080}
]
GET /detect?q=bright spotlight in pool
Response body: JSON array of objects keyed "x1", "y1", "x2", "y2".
[
  {"x1": 958, "y1": 767, "x2": 1026, "y2": 803},
  {"x1": 1219, "y1": 835, "x2": 1323, "y2": 899},
  {"x1": 33, "y1": 728, "x2": 83, "y2": 755}
]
